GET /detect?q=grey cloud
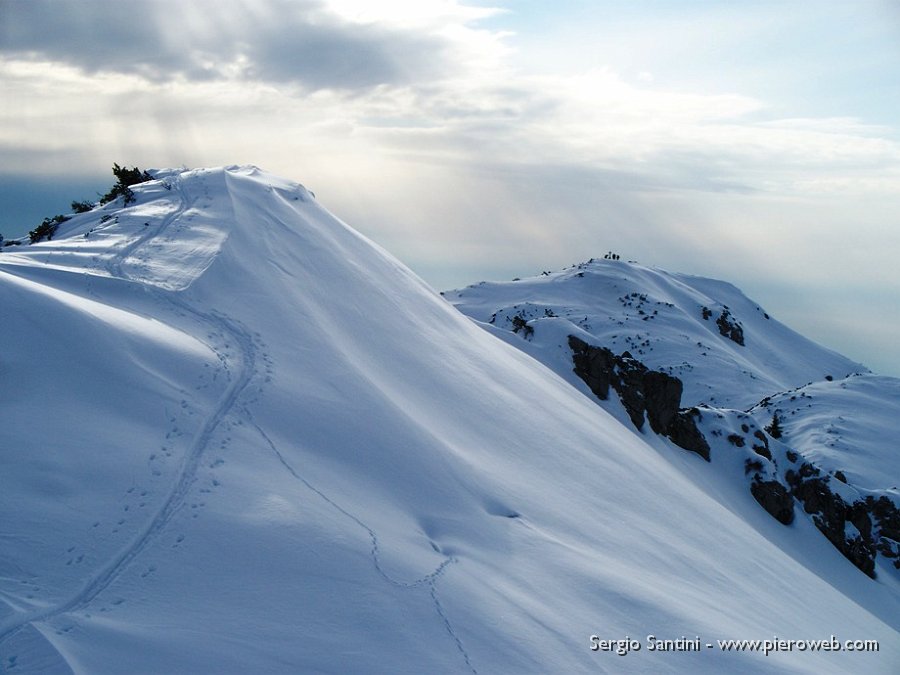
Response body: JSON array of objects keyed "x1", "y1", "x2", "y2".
[
  {"x1": 1, "y1": 0, "x2": 208, "y2": 81},
  {"x1": 0, "y1": 0, "x2": 450, "y2": 89},
  {"x1": 243, "y1": 12, "x2": 446, "y2": 90}
]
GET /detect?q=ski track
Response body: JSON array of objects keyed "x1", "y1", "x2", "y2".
[
  {"x1": 245, "y1": 412, "x2": 475, "y2": 673},
  {"x1": 0, "y1": 177, "x2": 258, "y2": 669},
  {"x1": 1, "y1": 171, "x2": 475, "y2": 673},
  {"x1": 105, "y1": 176, "x2": 185, "y2": 282}
]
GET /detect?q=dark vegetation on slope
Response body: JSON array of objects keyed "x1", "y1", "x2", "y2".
[
  {"x1": 28, "y1": 214, "x2": 69, "y2": 243},
  {"x1": 99, "y1": 164, "x2": 152, "y2": 207},
  {"x1": 2, "y1": 164, "x2": 152, "y2": 245}
]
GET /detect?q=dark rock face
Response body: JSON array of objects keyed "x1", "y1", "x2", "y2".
[
  {"x1": 786, "y1": 466, "x2": 879, "y2": 578},
  {"x1": 750, "y1": 479, "x2": 794, "y2": 525},
  {"x1": 510, "y1": 314, "x2": 534, "y2": 338},
  {"x1": 568, "y1": 338, "x2": 615, "y2": 401},
  {"x1": 616, "y1": 352, "x2": 650, "y2": 430},
  {"x1": 744, "y1": 458, "x2": 765, "y2": 475},
  {"x1": 751, "y1": 430, "x2": 772, "y2": 460},
  {"x1": 643, "y1": 371, "x2": 682, "y2": 434},
  {"x1": 716, "y1": 308, "x2": 745, "y2": 346},
  {"x1": 868, "y1": 496, "x2": 900, "y2": 568},
  {"x1": 870, "y1": 496, "x2": 900, "y2": 543},
  {"x1": 568, "y1": 336, "x2": 709, "y2": 461},
  {"x1": 667, "y1": 409, "x2": 711, "y2": 461},
  {"x1": 567, "y1": 333, "x2": 897, "y2": 579},
  {"x1": 752, "y1": 445, "x2": 773, "y2": 461}
]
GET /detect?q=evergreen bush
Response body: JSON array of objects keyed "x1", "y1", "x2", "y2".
[
  {"x1": 29, "y1": 214, "x2": 69, "y2": 243},
  {"x1": 99, "y1": 163, "x2": 152, "y2": 205}
]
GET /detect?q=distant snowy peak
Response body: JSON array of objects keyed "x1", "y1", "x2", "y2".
[
  {"x1": 447, "y1": 258, "x2": 899, "y2": 582},
  {"x1": 446, "y1": 258, "x2": 867, "y2": 409}
]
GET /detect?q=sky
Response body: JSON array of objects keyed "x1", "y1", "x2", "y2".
[{"x1": 1, "y1": 0, "x2": 899, "y2": 375}]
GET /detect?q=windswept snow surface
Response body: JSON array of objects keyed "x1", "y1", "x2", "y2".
[
  {"x1": 1, "y1": 167, "x2": 898, "y2": 673},
  {"x1": 749, "y1": 374, "x2": 900, "y2": 494}
]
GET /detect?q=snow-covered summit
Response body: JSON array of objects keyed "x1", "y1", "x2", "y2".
[
  {"x1": 446, "y1": 258, "x2": 867, "y2": 409},
  {"x1": 1, "y1": 167, "x2": 897, "y2": 673}
]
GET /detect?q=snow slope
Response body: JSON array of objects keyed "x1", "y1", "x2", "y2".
[
  {"x1": 748, "y1": 374, "x2": 900, "y2": 493},
  {"x1": 1, "y1": 167, "x2": 898, "y2": 673},
  {"x1": 447, "y1": 259, "x2": 900, "y2": 603}
]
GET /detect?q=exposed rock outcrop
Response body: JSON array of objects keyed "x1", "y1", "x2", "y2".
[
  {"x1": 751, "y1": 429, "x2": 772, "y2": 460},
  {"x1": 785, "y1": 464, "x2": 880, "y2": 578},
  {"x1": 568, "y1": 336, "x2": 709, "y2": 461},
  {"x1": 643, "y1": 371, "x2": 682, "y2": 434},
  {"x1": 750, "y1": 479, "x2": 794, "y2": 525},
  {"x1": 568, "y1": 334, "x2": 895, "y2": 580},
  {"x1": 716, "y1": 308, "x2": 745, "y2": 346},
  {"x1": 666, "y1": 408, "x2": 711, "y2": 461}
]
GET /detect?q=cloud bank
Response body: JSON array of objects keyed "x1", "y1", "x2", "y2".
[
  {"x1": 2, "y1": 0, "x2": 899, "y2": 373},
  {"x1": 0, "y1": 0, "x2": 485, "y2": 89}
]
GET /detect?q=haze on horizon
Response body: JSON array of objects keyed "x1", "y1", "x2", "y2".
[{"x1": 2, "y1": 0, "x2": 899, "y2": 375}]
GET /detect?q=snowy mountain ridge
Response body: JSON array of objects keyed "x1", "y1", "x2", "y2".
[
  {"x1": 1, "y1": 166, "x2": 898, "y2": 673},
  {"x1": 447, "y1": 258, "x2": 900, "y2": 583},
  {"x1": 444, "y1": 258, "x2": 867, "y2": 410}
]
